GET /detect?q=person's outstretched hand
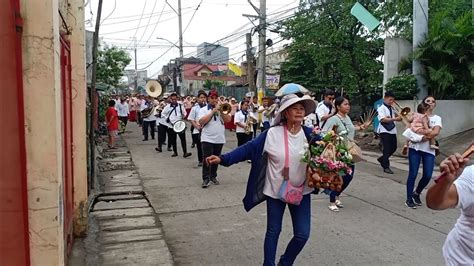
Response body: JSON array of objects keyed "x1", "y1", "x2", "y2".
[
  {"x1": 206, "y1": 155, "x2": 221, "y2": 165},
  {"x1": 439, "y1": 153, "x2": 468, "y2": 183}
]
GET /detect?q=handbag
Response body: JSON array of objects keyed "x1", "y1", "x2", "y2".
[
  {"x1": 278, "y1": 125, "x2": 304, "y2": 205},
  {"x1": 336, "y1": 115, "x2": 365, "y2": 163}
]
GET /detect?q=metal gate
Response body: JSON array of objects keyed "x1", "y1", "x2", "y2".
[
  {"x1": 60, "y1": 34, "x2": 74, "y2": 255},
  {"x1": 0, "y1": 0, "x2": 30, "y2": 264}
]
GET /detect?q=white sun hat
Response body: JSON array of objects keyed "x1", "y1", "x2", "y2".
[{"x1": 273, "y1": 94, "x2": 317, "y2": 125}]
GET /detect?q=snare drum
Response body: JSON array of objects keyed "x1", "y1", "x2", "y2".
[{"x1": 173, "y1": 120, "x2": 186, "y2": 133}]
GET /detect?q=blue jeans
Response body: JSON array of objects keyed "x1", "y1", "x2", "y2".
[
  {"x1": 263, "y1": 194, "x2": 311, "y2": 266},
  {"x1": 329, "y1": 165, "x2": 355, "y2": 203},
  {"x1": 406, "y1": 148, "x2": 435, "y2": 201}
]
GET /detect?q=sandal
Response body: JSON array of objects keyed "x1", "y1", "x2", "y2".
[{"x1": 328, "y1": 204, "x2": 339, "y2": 212}]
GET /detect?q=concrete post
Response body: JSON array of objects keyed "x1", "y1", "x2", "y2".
[
  {"x1": 68, "y1": 0, "x2": 88, "y2": 237},
  {"x1": 20, "y1": 0, "x2": 64, "y2": 264},
  {"x1": 413, "y1": 0, "x2": 428, "y2": 98}
]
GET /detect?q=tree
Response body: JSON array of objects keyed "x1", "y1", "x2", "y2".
[
  {"x1": 413, "y1": 0, "x2": 473, "y2": 99},
  {"x1": 203, "y1": 80, "x2": 224, "y2": 90},
  {"x1": 97, "y1": 44, "x2": 132, "y2": 88}
]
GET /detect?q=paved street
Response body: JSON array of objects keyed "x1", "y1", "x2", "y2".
[{"x1": 125, "y1": 123, "x2": 459, "y2": 265}]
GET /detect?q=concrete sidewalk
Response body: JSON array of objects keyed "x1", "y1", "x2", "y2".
[
  {"x1": 69, "y1": 134, "x2": 173, "y2": 266},
  {"x1": 124, "y1": 123, "x2": 460, "y2": 265}
]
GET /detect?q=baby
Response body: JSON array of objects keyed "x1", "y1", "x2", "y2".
[{"x1": 402, "y1": 102, "x2": 438, "y2": 155}]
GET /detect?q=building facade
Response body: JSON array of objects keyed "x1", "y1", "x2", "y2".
[
  {"x1": 1, "y1": 0, "x2": 88, "y2": 264},
  {"x1": 197, "y1": 42, "x2": 229, "y2": 64}
]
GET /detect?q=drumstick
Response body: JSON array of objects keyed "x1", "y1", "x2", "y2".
[{"x1": 434, "y1": 143, "x2": 474, "y2": 183}]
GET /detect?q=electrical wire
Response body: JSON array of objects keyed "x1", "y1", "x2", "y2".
[
  {"x1": 100, "y1": 0, "x2": 116, "y2": 25},
  {"x1": 137, "y1": 0, "x2": 158, "y2": 45},
  {"x1": 183, "y1": 0, "x2": 204, "y2": 34},
  {"x1": 127, "y1": 0, "x2": 148, "y2": 48},
  {"x1": 140, "y1": 1, "x2": 168, "y2": 48}
]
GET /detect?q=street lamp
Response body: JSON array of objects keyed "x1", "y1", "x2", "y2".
[{"x1": 156, "y1": 37, "x2": 180, "y2": 49}]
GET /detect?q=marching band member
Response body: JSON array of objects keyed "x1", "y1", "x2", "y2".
[
  {"x1": 260, "y1": 97, "x2": 271, "y2": 131},
  {"x1": 198, "y1": 90, "x2": 231, "y2": 188},
  {"x1": 250, "y1": 97, "x2": 259, "y2": 138},
  {"x1": 161, "y1": 93, "x2": 192, "y2": 158},
  {"x1": 316, "y1": 89, "x2": 335, "y2": 129},
  {"x1": 376, "y1": 91, "x2": 402, "y2": 174},
  {"x1": 140, "y1": 96, "x2": 156, "y2": 141},
  {"x1": 189, "y1": 90, "x2": 207, "y2": 167},
  {"x1": 155, "y1": 99, "x2": 168, "y2": 153},
  {"x1": 234, "y1": 100, "x2": 254, "y2": 147}
]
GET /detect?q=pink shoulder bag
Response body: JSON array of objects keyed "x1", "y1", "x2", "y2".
[{"x1": 278, "y1": 125, "x2": 304, "y2": 205}]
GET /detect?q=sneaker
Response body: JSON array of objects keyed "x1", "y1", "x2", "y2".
[
  {"x1": 247, "y1": 160, "x2": 252, "y2": 163},
  {"x1": 328, "y1": 203, "x2": 339, "y2": 212},
  {"x1": 155, "y1": 147, "x2": 162, "y2": 152},
  {"x1": 402, "y1": 145, "x2": 408, "y2": 156},
  {"x1": 167, "y1": 147, "x2": 172, "y2": 151},
  {"x1": 335, "y1": 199, "x2": 344, "y2": 208},
  {"x1": 198, "y1": 162, "x2": 203, "y2": 167},
  {"x1": 412, "y1": 193, "x2": 422, "y2": 206},
  {"x1": 171, "y1": 153, "x2": 178, "y2": 157},
  {"x1": 202, "y1": 179, "x2": 210, "y2": 188},
  {"x1": 405, "y1": 200, "x2": 417, "y2": 209},
  {"x1": 210, "y1": 177, "x2": 220, "y2": 185},
  {"x1": 142, "y1": 138, "x2": 148, "y2": 141},
  {"x1": 183, "y1": 152, "x2": 192, "y2": 158},
  {"x1": 384, "y1": 168, "x2": 394, "y2": 174}
]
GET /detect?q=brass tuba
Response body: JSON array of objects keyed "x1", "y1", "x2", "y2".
[
  {"x1": 219, "y1": 103, "x2": 232, "y2": 115},
  {"x1": 145, "y1": 80, "x2": 163, "y2": 98},
  {"x1": 244, "y1": 115, "x2": 257, "y2": 135}
]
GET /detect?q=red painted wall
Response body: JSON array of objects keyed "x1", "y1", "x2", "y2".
[{"x1": 0, "y1": 0, "x2": 30, "y2": 264}]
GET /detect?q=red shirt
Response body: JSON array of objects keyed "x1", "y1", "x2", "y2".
[{"x1": 106, "y1": 107, "x2": 119, "y2": 130}]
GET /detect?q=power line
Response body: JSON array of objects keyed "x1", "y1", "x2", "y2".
[
  {"x1": 137, "y1": 0, "x2": 158, "y2": 45},
  {"x1": 128, "y1": 0, "x2": 148, "y2": 48},
  {"x1": 140, "y1": 1, "x2": 167, "y2": 48},
  {"x1": 183, "y1": 0, "x2": 204, "y2": 34}
]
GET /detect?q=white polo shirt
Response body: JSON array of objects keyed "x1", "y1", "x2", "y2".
[
  {"x1": 316, "y1": 101, "x2": 333, "y2": 126},
  {"x1": 189, "y1": 103, "x2": 203, "y2": 135},
  {"x1": 140, "y1": 101, "x2": 156, "y2": 122},
  {"x1": 116, "y1": 102, "x2": 129, "y2": 117},
  {"x1": 198, "y1": 105, "x2": 226, "y2": 144},
  {"x1": 162, "y1": 103, "x2": 186, "y2": 128},
  {"x1": 377, "y1": 104, "x2": 397, "y2": 134},
  {"x1": 234, "y1": 110, "x2": 254, "y2": 133}
]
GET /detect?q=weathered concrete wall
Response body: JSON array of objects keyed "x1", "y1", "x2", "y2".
[
  {"x1": 383, "y1": 38, "x2": 412, "y2": 87},
  {"x1": 68, "y1": 0, "x2": 88, "y2": 237},
  {"x1": 395, "y1": 100, "x2": 474, "y2": 145},
  {"x1": 21, "y1": 0, "x2": 64, "y2": 264}
]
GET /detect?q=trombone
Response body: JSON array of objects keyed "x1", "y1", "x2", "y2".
[
  {"x1": 219, "y1": 103, "x2": 232, "y2": 116},
  {"x1": 393, "y1": 101, "x2": 411, "y2": 123}
]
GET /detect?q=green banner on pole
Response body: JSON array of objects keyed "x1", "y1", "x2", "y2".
[{"x1": 350, "y1": 2, "x2": 380, "y2": 32}]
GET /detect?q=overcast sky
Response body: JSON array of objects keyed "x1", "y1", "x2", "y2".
[{"x1": 85, "y1": 0, "x2": 299, "y2": 78}]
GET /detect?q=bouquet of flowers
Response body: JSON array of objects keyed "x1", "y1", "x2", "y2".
[{"x1": 302, "y1": 126, "x2": 354, "y2": 192}]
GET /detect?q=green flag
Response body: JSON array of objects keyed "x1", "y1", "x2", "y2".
[{"x1": 350, "y1": 2, "x2": 380, "y2": 32}]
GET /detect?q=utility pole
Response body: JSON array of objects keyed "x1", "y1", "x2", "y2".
[
  {"x1": 90, "y1": 0, "x2": 104, "y2": 188},
  {"x1": 177, "y1": 0, "x2": 183, "y2": 96},
  {"x1": 246, "y1": 33, "x2": 256, "y2": 94},
  {"x1": 413, "y1": 0, "x2": 428, "y2": 99},
  {"x1": 256, "y1": 0, "x2": 266, "y2": 105},
  {"x1": 133, "y1": 37, "x2": 138, "y2": 91}
]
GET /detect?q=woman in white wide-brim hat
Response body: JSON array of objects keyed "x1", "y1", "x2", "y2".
[{"x1": 206, "y1": 92, "x2": 321, "y2": 265}]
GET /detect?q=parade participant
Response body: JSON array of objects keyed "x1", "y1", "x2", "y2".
[
  {"x1": 322, "y1": 96, "x2": 367, "y2": 212},
  {"x1": 402, "y1": 102, "x2": 438, "y2": 155},
  {"x1": 376, "y1": 91, "x2": 402, "y2": 174},
  {"x1": 404, "y1": 95, "x2": 442, "y2": 208},
  {"x1": 426, "y1": 154, "x2": 472, "y2": 265},
  {"x1": 161, "y1": 93, "x2": 192, "y2": 158},
  {"x1": 155, "y1": 99, "x2": 168, "y2": 152},
  {"x1": 260, "y1": 97, "x2": 271, "y2": 131},
  {"x1": 128, "y1": 95, "x2": 139, "y2": 122},
  {"x1": 137, "y1": 95, "x2": 145, "y2": 126},
  {"x1": 206, "y1": 93, "x2": 318, "y2": 265},
  {"x1": 316, "y1": 89, "x2": 335, "y2": 128},
  {"x1": 198, "y1": 90, "x2": 231, "y2": 188},
  {"x1": 250, "y1": 96, "x2": 259, "y2": 138},
  {"x1": 183, "y1": 96, "x2": 193, "y2": 120},
  {"x1": 189, "y1": 90, "x2": 207, "y2": 167},
  {"x1": 140, "y1": 96, "x2": 156, "y2": 141},
  {"x1": 225, "y1": 98, "x2": 238, "y2": 132},
  {"x1": 234, "y1": 100, "x2": 254, "y2": 146},
  {"x1": 116, "y1": 97, "x2": 130, "y2": 134},
  {"x1": 105, "y1": 99, "x2": 119, "y2": 149}
]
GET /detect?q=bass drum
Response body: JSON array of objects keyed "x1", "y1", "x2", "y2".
[{"x1": 173, "y1": 120, "x2": 186, "y2": 133}]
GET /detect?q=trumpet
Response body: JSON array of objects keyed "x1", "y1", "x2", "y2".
[
  {"x1": 219, "y1": 103, "x2": 232, "y2": 115},
  {"x1": 245, "y1": 115, "x2": 257, "y2": 135}
]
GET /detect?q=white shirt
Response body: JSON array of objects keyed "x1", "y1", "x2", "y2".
[
  {"x1": 140, "y1": 101, "x2": 156, "y2": 122},
  {"x1": 304, "y1": 113, "x2": 317, "y2": 128},
  {"x1": 198, "y1": 106, "x2": 226, "y2": 144},
  {"x1": 316, "y1": 101, "x2": 333, "y2": 126},
  {"x1": 443, "y1": 165, "x2": 474, "y2": 265},
  {"x1": 116, "y1": 102, "x2": 129, "y2": 117},
  {"x1": 377, "y1": 104, "x2": 397, "y2": 134},
  {"x1": 263, "y1": 126, "x2": 313, "y2": 199},
  {"x1": 409, "y1": 115, "x2": 442, "y2": 156},
  {"x1": 234, "y1": 110, "x2": 254, "y2": 134},
  {"x1": 162, "y1": 103, "x2": 186, "y2": 128},
  {"x1": 189, "y1": 104, "x2": 203, "y2": 134}
]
